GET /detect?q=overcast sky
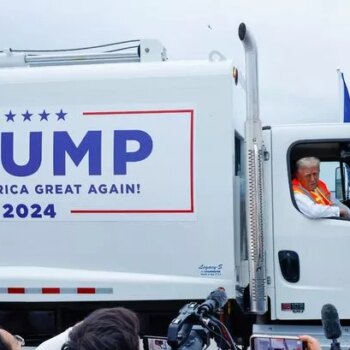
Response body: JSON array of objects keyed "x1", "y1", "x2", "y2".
[{"x1": 0, "y1": 0, "x2": 348, "y2": 125}]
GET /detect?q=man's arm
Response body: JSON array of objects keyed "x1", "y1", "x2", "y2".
[
  {"x1": 330, "y1": 194, "x2": 350, "y2": 218},
  {"x1": 294, "y1": 192, "x2": 340, "y2": 218}
]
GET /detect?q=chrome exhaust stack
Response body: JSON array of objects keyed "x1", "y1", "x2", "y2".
[{"x1": 239, "y1": 23, "x2": 267, "y2": 315}]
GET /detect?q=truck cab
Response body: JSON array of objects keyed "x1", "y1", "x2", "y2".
[{"x1": 264, "y1": 124, "x2": 350, "y2": 320}]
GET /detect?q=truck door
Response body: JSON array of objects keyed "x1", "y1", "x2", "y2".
[{"x1": 269, "y1": 124, "x2": 350, "y2": 320}]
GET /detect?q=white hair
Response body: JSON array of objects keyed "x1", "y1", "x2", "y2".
[{"x1": 296, "y1": 157, "x2": 320, "y2": 170}]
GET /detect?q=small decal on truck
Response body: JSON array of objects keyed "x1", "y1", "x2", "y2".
[
  {"x1": 281, "y1": 303, "x2": 305, "y2": 313},
  {"x1": 198, "y1": 264, "x2": 223, "y2": 276}
]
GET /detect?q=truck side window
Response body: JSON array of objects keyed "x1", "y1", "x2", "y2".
[
  {"x1": 320, "y1": 161, "x2": 350, "y2": 201},
  {"x1": 290, "y1": 141, "x2": 350, "y2": 219}
]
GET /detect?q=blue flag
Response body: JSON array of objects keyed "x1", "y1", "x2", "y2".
[{"x1": 342, "y1": 73, "x2": 350, "y2": 122}]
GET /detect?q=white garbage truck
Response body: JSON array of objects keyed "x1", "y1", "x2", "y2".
[{"x1": 0, "y1": 23, "x2": 349, "y2": 346}]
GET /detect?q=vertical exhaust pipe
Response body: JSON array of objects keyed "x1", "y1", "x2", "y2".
[
  {"x1": 238, "y1": 23, "x2": 259, "y2": 123},
  {"x1": 239, "y1": 23, "x2": 267, "y2": 315}
]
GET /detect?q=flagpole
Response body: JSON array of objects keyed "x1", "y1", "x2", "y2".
[{"x1": 337, "y1": 68, "x2": 343, "y2": 123}]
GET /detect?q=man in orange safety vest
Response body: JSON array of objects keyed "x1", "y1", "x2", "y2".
[{"x1": 292, "y1": 157, "x2": 350, "y2": 219}]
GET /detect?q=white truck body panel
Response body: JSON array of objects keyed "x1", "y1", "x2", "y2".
[
  {"x1": 0, "y1": 60, "x2": 238, "y2": 301},
  {"x1": 0, "y1": 267, "x2": 234, "y2": 302}
]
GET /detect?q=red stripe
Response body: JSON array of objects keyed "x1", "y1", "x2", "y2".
[
  {"x1": 189, "y1": 110, "x2": 194, "y2": 212},
  {"x1": 8, "y1": 288, "x2": 25, "y2": 294},
  {"x1": 71, "y1": 209, "x2": 193, "y2": 214},
  {"x1": 42, "y1": 288, "x2": 60, "y2": 294},
  {"x1": 83, "y1": 109, "x2": 193, "y2": 115},
  {"x1": 77, "y1": 288, "x2": 96, "y2": 294}
]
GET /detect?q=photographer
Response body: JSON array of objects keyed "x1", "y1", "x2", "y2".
[
  {"x1": 37, "y1": 307, "x2": 139, "y2": 350},
  {"x1": 0, "y1": 328, "x2": 24, "y2": 350}
]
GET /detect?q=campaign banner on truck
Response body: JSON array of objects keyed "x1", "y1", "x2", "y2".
[{"x1": 0, "y1": 106, "x2": 194, "y2": 221}]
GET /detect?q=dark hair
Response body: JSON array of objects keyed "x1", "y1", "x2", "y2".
[{"x1": 64, "y1": 307, "x2": 139, "y2": 350}]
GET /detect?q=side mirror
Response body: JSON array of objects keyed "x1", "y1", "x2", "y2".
[{"x1": 335, "y1": 165, "x2": 349, "y2": 200}]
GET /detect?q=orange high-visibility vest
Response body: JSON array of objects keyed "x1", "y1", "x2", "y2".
[{"x1": 292, "y1": 178, "x2": 333, "y2": 206}]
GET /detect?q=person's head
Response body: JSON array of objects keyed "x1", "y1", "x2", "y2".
[
  {"x1": 0, "y1": 329, "x2": 24, "y2": 350},
  {"x1": 295, "y1": 157, "x2": 321, "y2": 191},
  {"x1": 64, "y1": 307, "x2": 139, "y2": 350}
]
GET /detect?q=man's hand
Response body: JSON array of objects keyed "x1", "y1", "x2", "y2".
[
  {"x1": 299, "y1": 335, "x2": 321, "y2": 350},
  {"x1": 339, "y1": 208, "x2": 350, "y2": 218},
  {"x1": 0, "y1": 329, "x2": 23, "y2": 350}
]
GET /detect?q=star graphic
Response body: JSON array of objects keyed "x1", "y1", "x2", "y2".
[
  {"x1": 5, "y1": 110, "x2": 16, "y2": 122},
  {"x1": 39, "y1": 110, "x2": 50, "y2": 121},
  {"x1": 22, "y1": 110, "x2": 33, "y2": 122},
  {"x1": 56, "y1": 109, "x2": 67, "y2": 121}
]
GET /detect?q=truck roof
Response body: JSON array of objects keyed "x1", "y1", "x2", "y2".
[{"x1": 0, "y1": 59, "x2": 235, "y2": 84}]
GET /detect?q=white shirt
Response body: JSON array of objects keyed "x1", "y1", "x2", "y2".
[{"x1": 294, "y1": 192, "x2": 340, "y2": 218}]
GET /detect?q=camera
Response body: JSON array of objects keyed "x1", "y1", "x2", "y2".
[{"x1": 167, "y1": 289, "x2": 236, "y2": 350}]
